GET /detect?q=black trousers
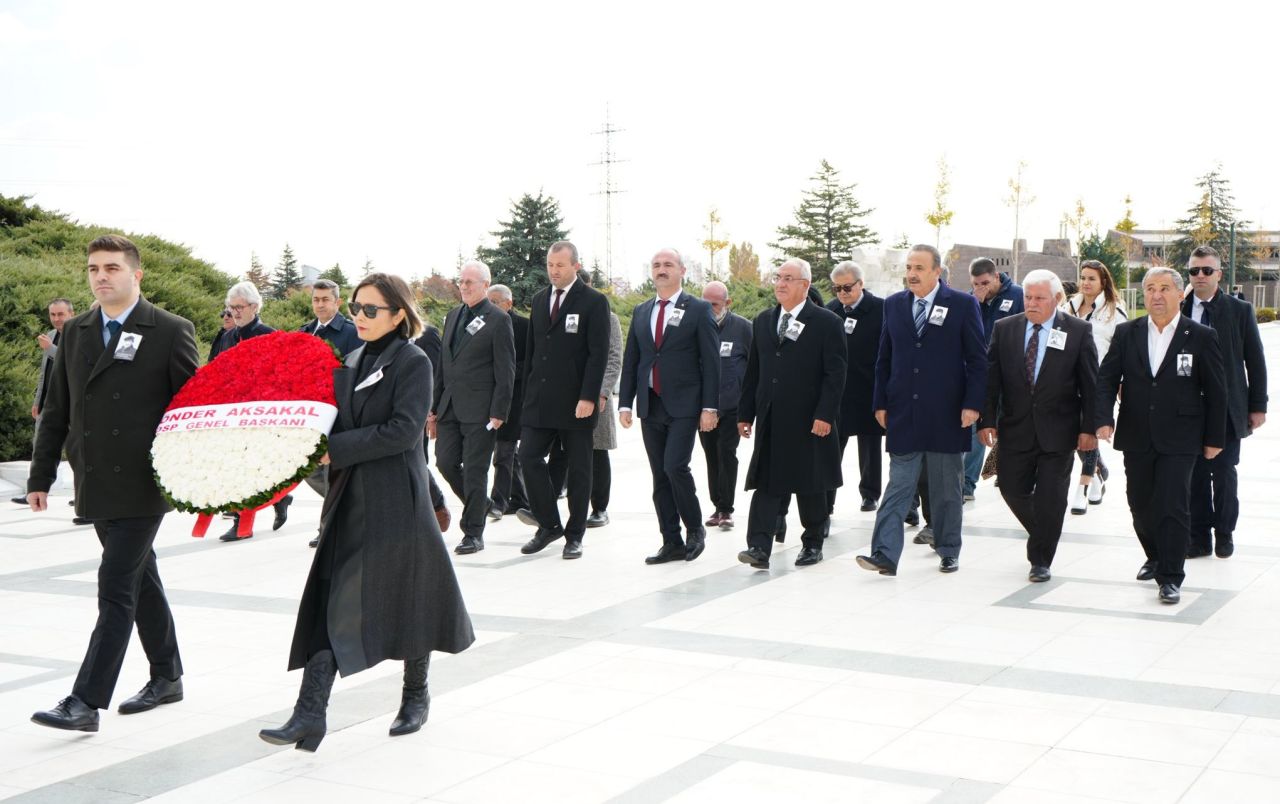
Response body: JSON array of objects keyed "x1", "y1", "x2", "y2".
[
  {"x1": 520, "y1": 426, "x2": 593, "y2": 539},
  {"x1": 73, "y1": 516, "x2": 182, "y2": 710},
  {"x1": 490, "y1": 439, "x2": 528, "y2": 512},
  {"x1": 826, "y1": 433, "x2": 884, "y2": 513},
  {"x1": 745, "y1": 420, "x2": 827, "y2": 556},
  {"x1": 1123, "y1": 450, "x2": 1196, "y2": 587},
  {"x1": 436, "y1": 415, "x2": 498, "y2": 539},
  {"x1": 996, "y1": 446, "x2": 1073, "y2": 567},
  {"x1": 699, "y1": 407, "x2": 741, "y2": 514},
  {"x1": 549, "y1": 443, "x2": 610, "y2": 513},
  {"x1": 641, "y1": 391, "x2": 703, "y2": 546},
  {"x1": 1189, "y1": 429, "x2": 1242, "y2": 549}
]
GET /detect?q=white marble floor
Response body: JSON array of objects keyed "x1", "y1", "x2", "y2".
[{"x1": 0, "y1": 323, "x2": 1277, "y2": 803}]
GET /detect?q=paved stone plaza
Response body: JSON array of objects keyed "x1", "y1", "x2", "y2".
[{"x1": 0, "y1": 324, "x2": 1277, "y2": 803}]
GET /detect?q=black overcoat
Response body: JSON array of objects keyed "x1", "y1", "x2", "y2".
[
  {"x1": 288, "y1": 338, "x2": 475, "y2": 675},
  {"x1": 826, "y1": 293, "x2": 885, "y2": 436},
  {"x1": 739, "y1": 300, "x2": 847, "y2": 495},
  {"x1": 521, "y1": 281, "x2": 611, "y2": 431}
]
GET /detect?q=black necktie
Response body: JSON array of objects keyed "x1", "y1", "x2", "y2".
[
  {"x1": 106, "y1": 319, "x2": 122, "y2": 346},
  {"x1": 1200, "y1": 300, "x2": 1213, "y2": 328},
  {"x1": 451, "y1": 307, "x2": 471, "y2": 355}
]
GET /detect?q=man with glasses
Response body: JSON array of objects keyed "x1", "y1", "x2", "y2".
[
  {"x1": 698, "y1": 281, "x2": 752, "y2": 530},
  {"x1": 1181, "y1": 245, "x2": 1268, "y2": 560},
  {"x1": 486, "y1": 284, "x2": 530, "y2": 517},
  {"x1": 736, "y1": 258, "x2": 846, "y2": 570},
  {"x1": 857, "y1": 245, "x2": 986, "y2": 577},
  {"x1": 427, "y1": 261, "x2": 515, "y2": 555},
  {"x1": 826, "y1": 261, "x2": 885, "y2": 514}
]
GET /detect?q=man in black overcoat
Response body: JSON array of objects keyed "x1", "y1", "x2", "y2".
[
  {"x1": 1096, "y1": 267, "x2": 1227, "y2": 604},
  {"x1": 517, "y1": 241, "x2": 611, "y2": 559},
  {"x1": 27, "y1": 235, "x2": 199, "y2": 731},
  {"x1": 488, "y1": 284, "x2": 530, "y2": 516},
  {"x1": 737, "y1": 258, "x2": 846, "y2": 569}
]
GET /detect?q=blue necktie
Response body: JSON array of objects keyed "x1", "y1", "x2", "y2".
[
  {"x1": 105, "y1": 319, "x2": 122, "y2": 346},
  {"x1": 913, "y1": 299, "x2": 928, "y2": 337}
]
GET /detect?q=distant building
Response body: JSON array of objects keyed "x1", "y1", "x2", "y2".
[
  {"x1": 1107, "y1": 229, "x2": 1280, "y2": 310},
  {"x1": 945, "y1": 239, "x2": 1077, "y2": 292}
]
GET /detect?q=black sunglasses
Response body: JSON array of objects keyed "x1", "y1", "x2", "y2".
[
  {"x1": 832, "y1": 282, "x2": 860, "y2": 293},
  {"x1": 1188, "y1": 267, "x2": 1217, "y2": 277},
  {"x1": 220, "y1": 310, "x2": 232, "y2": 318},
  {"x1": 348, "y1": 302, "x2": 399, "y2": 319}
]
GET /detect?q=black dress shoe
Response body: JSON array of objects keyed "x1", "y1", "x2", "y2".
[
  {"x1": 738, "y1": 547, "x2": 770, "y2": 569},
  {"x1": 1136, "y1": 561, "x2": 1157, "y2": 581},
  {"x1": 487, "y1": 505, "x2": 504, "y2": 522},
  {"x1": 32, "y1": 695, "x2": 98, "y2": 732},
  {"x1": 773, "y1": 514, "x2": 787, "y2": 544},
  {"x1": 860, "y1": 498, "x2": 878, "y2": 512},
  {"x1": 821, "y1": 519, "x2": 831, "y2": 539},
  {"x1": 1159, "y1": 583, "x2": 1180, "y2": 604},
  {"x1": 454, "y1": 535, "x2": 484, "y2": 555},
  {"x1": 855, "y1": 553, "x2": 897, "y2": 576},
  {"x1": 515, "y1": 508, "x2": 539, "y2": 527},
  {"x1": 913, "y1": 526, "x2": 934, "y2": 546},
  {"x1": 272, "y1": 495, "x2": 292, "y2": 531},
  {"x1": 10, "y1": 495, "x2": 28, "y2": 505},
  {"x1": 1029, "y1": 566, "x2": 1051, "y2": 583},
  {"x1": 309, "y1": 536, "x2": 319, "y2": 548},
  {"x1": 685, "y1": 530, "x2": 706, "y2": 561},
  {"x1": 72, "y1": 516, "x2": 94, "y2": 526},
  {"x1": 1215, "y1": 533, "x2": 1234, "y2": 558},
  {"x1": 219, "y1": 514, "x2": 251, "y2": 541},
  {"x1": 118, "y1": 676, "x2": 183, "y2": 714},
  {"x1": 1186, "y1": 547, "x2": 1212, "y2": 559},
  {"x1": 586, "y1": 510, "x2": 609, "y2": 528},
  {"x1": 562, "y1": 539, "x2": 583, "y2": 559},
  {"x1": 905, "y1": 509, "x2": 920, "y2": 527},
  {"x1": 520, "y1": 528, "x2": 562, "y2": 555},
  {"x1": 939, "y1": 556, "x2": 959, "y2": 573},
  {"x1": 795, "y1": 547, "x2": 823, "y2": 566},
  {"x1": 645, "y1": 544, "x2": 685, "y2": 565}
]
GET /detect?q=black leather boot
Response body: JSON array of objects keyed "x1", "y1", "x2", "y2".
[
  {"x1": 259, "y1": 649, "x2": 337, "y2": 751},
  {"x1": 272, "y1": 495, "x2": 293, "y2": 530},
  {"x1": 219, "y1": 513, "x2": 248, "y2": 541},
  {"x1": 389, "y1": 655, "x2": 430, "y2": 736}
]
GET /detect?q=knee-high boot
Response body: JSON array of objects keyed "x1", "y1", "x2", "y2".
[
  {"x1": 259, "y1": 649, "x2": 337, "y2": 752},
  {"x1": 389, "y1": 655, "x2": 430, "y2": 736}
]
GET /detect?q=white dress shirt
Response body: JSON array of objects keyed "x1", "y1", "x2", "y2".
[
  {"x1": 1147, "y1": 315, "x2": 1177, "y2": 375},
  {"x1": 549, "y1": 279, "x2": 577, "y2": 317}
]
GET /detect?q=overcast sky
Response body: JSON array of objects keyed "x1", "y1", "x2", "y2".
[{"x1": 3, "y1": 0, "x2": 1278, "y2": 286}]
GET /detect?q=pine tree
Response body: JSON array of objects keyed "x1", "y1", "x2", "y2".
[
  {"x1": 319, "y1": 263, "x2": 349, "y2": 288},
  {"x1": 477, "y1": 191, "x2": 571, "y2": 306},
  {"x1": 589, "y1": 258, "x2": 606, "y2": 289},
  {"x1": 270, "y1": 244, "x2": 301, "y2": 300},
  {"x1": 1168, "y1": 167, "x2": 1258, "y2": 278},
  {"x1": 244, "y1": 252, "x2": 271, "y2": 291},
  {"x1": 768, "y1": 160, "x2": 876, "y2": 274}
]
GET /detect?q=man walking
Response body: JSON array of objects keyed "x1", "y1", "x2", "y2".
[
  {"x1": 964, "y1": 257, "x2": 1022, "y2": 500},
  {"x1": 26, "y1": 235, "x2": 199, "y2": 731},
  {"x1": 487, "y1": 284, "x2": 530, "y2": 517},
  {"x1": 698, "y1": 281, "x2": 752, "y2": 530},
  {"x1": 14, "y1": 298, "x2": 76, "y2": 509}
]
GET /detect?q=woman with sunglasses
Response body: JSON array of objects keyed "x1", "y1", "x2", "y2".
[
  {"x1": 1062, "y1": 260, "x2": 1127, "y2": 514},
  {"x1": 260, "y1": 273, "x2": 474, "y2": 752}
]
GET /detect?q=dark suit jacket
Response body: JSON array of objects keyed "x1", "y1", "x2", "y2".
[
  {"x1": 739, "y1": 300, "x2": 846, "y2": 495},
  {"x1": 521, "y1": 280, "x2": 611, "y2": 430},
  {"x1": 713, "y1": 312, "x2": 753, "y2": 412},
  {"x1": 827, "y1": 293, "x2": 886, "y2": 436},
  {"x1": 299, "y1": 313, "x2": 362, "y2": 357},
  {"x1": 1097, "y1": 315, "x2": 1227, "y2": 455},
  {"x1": 290, "y1": 338, "x2": 474, "y2": 675},
  {"x1": 1181, "y1": 290, "x2": 1268, "y2": 438},
  {"x1": 432, "y1": 298, "x2": 516, "y2": 423},
  {"x1": 873, "y1": 284, "x2": 987, "y2": 453},
  {"x1": 979, "y1": 312, "x2": 1098, "y2": 453},
  {"x1": 619, "y1": 291, "x2": 721, "y2": 418},
  {"x1": 28, "y1": 298, "x2": 199, "y2": 519},
  {"x1": 497, "y1": 311, "x2": 530, "y2": 440},
  {"x1": 413, "y1": 325, "x2": 442, "y2": 372},
  {"x1": 231, "y1": 317, "x2": 274, "y2": 344}
]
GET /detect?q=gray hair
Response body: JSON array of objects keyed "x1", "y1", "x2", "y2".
[
  {"x1": 909, "y1": 244, "x2": 945, "y2": 271},
  {"x1": 831, "y1": 261, "x2": 863, "y2": 283},
  {"x1": 779, "y1": 257, "x2": 812, "y2": 280},
  {"x1": 226, "y1": 281, "x2": 262, "y2": 307},
  {"x1": 1144, "y1": 266, "x2": 1185, "y2": 291},
  {"x1": 652, "y1": 247, "x2": 686, "y2": 268},
  {"x1": 311, "y1": 279, "x2": 340, "y2": 295},
  {"x1": 488, "y1": 283, "x2": 513, "y2": 303},
  {"x1": 1022, "y1": 269, "x2": 1064, "y2": 300},
  {"x1": 460, "y1": 259, "x2": 492, "y2": 283}
]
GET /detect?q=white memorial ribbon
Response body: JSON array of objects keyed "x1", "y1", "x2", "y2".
[{"x1": 157, "y1": 400, "x2": 338, "y2": 435}]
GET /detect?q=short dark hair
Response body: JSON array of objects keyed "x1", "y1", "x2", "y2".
[
  {"x1": 48, "y1": 297, "x2": 75, "y2": 312},
  {"x1": 351, "y1": 273, "x2": 423, "y2": 339},
  {"x1": 549, "y1": 241, "x2": 580, "y2": 265},
  {"x1": 1190, "y1": 245, "x2": 1221, "y2": 263},
  {"x1": 969, "y1": 257, "x2": 997, "y2": 277},
  {"x1": 311, "y1": 279, "x2": 340, "y2": 296},
  {"x1": 87, "y1": 234, "x2": 141, "y2": 269}
]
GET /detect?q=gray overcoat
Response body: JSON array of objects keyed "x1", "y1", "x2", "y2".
[{"x1": 593, "y1": 311, "x2": 623, "y2": 450}]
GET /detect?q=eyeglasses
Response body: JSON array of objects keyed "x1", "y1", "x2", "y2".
[
  {"x1": 770, "y1": 275, "x2": 806, "y2": 285},
  {"x1": 832, "y1": 282, "x2": 860, "y2": 293},
  {"x1": 228, "y1": 303, "x2": 251, "y2": 313},
  {"x1": 349, "y1": 302, "x2": 399, "y2": 319},
  {"x1": 1188, "y1": 267, "x2": 1217, "y2": 277}
]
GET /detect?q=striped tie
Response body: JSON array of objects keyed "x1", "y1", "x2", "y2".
[{"x1": 913, "y1": 299, "x2": 928, "y2": 337}]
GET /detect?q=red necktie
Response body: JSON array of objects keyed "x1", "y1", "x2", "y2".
[
  {"x1": 653, "y1": 299, "x2": 668, "y2": 394},
  {"x1": 551, "y1": 289, "x2": 564, "y2": 324}
]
